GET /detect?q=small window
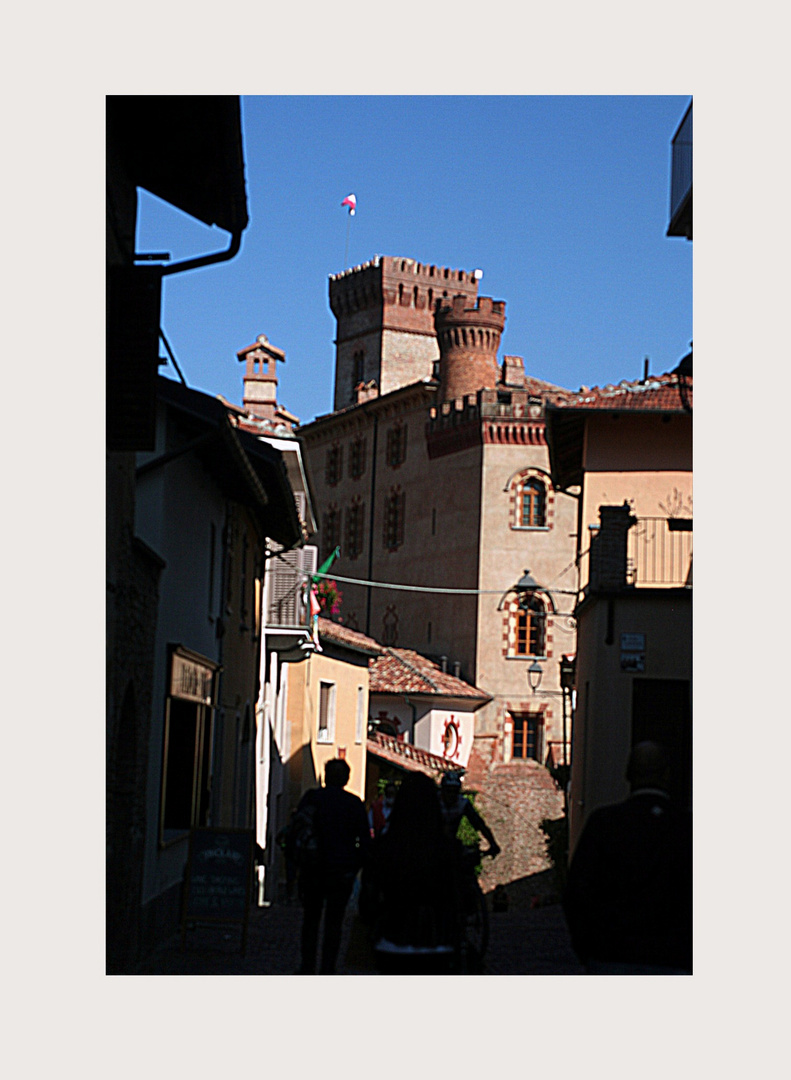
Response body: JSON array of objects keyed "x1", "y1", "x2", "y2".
[
  {"x1": 520, "y1": 479, "x2": 546, "y2": 527},
  {"x1": 322, "y1": 507, "x2": 341, "y2": 562},
  {"x1": 318, "y1": 681, "x2": 336, "y2": 744},
  {"x1": 326, "y1": 446, "x2": 343, "y2": 486},
  {"x1": 383, "y1": 488, "x2": 406, "y2": 551},
  {"x1": 350, "y1": 437, "x2": 366, "y2": 479},
  {"x1": 386, "y1": 424, "x2": 408, "y2": 468},
  {"x1": 355, "y1": 686, "x2": 365, "y2": 744},
  {"x1": 344, "y1": 500, "x2": 365, "y2": 560},
  {"x1": 511, "y1": 713, "x2": 543, "y2": 761}
]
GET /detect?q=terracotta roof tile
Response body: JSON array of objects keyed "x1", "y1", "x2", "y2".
[
  {"x1": 554, "y1": 373, "x2": 692, "y2": 412},
  {"x1": 317, "y1": 618, "x2": 383, "y2": 655},
  {"x1": 370, "y1": 648, "x2": 490, "y2": 700}
]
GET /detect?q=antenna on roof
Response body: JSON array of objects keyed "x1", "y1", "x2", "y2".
[{"x1": 643, "y1": 356, "x2": 650, "y2": 381}]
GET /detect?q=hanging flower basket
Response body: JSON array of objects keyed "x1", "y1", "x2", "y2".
[{"x1": 316, "y1": 578, "x2": 343, "y2": 617}]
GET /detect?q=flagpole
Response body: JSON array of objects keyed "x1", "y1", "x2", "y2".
[{"x1": 341, "y1": 194, "x2": 356, "y2": 268}]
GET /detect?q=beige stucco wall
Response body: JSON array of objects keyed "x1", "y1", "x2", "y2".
[
  {"x1": 476, "y1": 440, "x2": 579, "y2": 749},
  {"x1": 580, "y1": 412, "x2": 692, "y2": 526},
  {"x1": 569, "y1": 589, "x2": 692, "y2": 850},
  {"x1": 286, "y1": 650, "x2": 368, "y2": 801}
]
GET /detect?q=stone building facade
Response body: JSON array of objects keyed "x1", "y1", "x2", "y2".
[{"x1": 299, "y1": 257, "x2": 578, "y2": 884}]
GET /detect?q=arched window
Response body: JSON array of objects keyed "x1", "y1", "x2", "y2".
[
  {"x1": 520, "y1": 479, "x2": 546, "y2": 527},
  {"x1": 515, "y1": 596, "x2": 546, "y2": 657}
]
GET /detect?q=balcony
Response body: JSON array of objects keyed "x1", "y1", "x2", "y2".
[
  {"x1": 668, "y1": 102, "x2": 692, "y2": 239},
  {"x1": 582, "y1": 508, "x2": 692, "y2": 593},
  {"x1": 627, "y1": 517, "x2": 692, "y2": 588},
  {"x1": 264, "y1": 545, "x2": 317, "y2": 657}
]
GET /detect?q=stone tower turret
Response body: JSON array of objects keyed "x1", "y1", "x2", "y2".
[
  {"x1": 237, "y1": 334, "x2": 285, "y2": 421},
  {"x1": 328, "y1": 255, "x2": 480, "y2": 410},
  {"x1": 434, "y1": 294, "x2": 506, "y2": 404}
]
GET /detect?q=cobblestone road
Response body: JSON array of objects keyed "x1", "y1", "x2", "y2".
[{"x1": 135, "y1": 893, "x2": 585, "y2": 976}]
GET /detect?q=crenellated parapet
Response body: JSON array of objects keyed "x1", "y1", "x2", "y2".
[
  {"x1": 434, "y1": 294, "x2": 506, "y2": 404},
  {"x1": 329, "y1": 255, "x2": 479, "y2": 324},
  {"x1": 435, "y1": 294, "x2": 506, "y2": 349}
]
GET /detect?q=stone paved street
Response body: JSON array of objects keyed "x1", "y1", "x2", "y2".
[{"x1": 134, "y1": 890, "x2": 585, "y2": 976}]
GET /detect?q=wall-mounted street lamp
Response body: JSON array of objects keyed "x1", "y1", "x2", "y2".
[
  {"x1": 527, "y1": 660, "x2": 543, "y2": 693},
  {"x1": 498, "y1": 569, "x2": 558, "y2": 613}
]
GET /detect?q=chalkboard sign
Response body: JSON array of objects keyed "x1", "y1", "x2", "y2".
[{"x1": 181, "y1": 828, "x2": 254, "y2": 953}]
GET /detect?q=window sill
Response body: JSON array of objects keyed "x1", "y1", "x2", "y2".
[
  {"x1": 505, "y1": 654, "x2": 548, "y2": 661},
  {"x1": 317, "y1": 733, "x2": 334, "y2": 745},
  {"x1": 511, "y1": 525, "x2": 550, "y2": 532}
]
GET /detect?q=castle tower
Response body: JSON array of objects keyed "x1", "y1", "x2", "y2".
[
  {"x1": 237, "y1": 334, "x2": 285, "y2": 421},
  {"x1": 434, "y1": 294, "x2": 506, "y2": 404},
  {"x1": 328, "y1": 256, "x2": 480, "y2": 411}
]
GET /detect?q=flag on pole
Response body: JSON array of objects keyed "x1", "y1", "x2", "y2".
[
  {"x1": 314, "y1": 546, "x2": 340, "y2": 581},
  {"x1": 341, "y1": 193, "x2": 357, "y2": 216}
]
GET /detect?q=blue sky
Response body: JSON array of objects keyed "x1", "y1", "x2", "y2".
[{"x1": 136, "y1": 95, "x2": 692, "y2": 425}]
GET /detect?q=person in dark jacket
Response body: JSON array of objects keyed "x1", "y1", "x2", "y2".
[
  {"x1": 296, "y1": 758, "x2": 371, "y2": 975},
  {"x1": 360, "y1": 771, "x2": 464, "y2": 974},
  {"x1": 563, "y1": 741, "x2": 692, "y2": 975}
]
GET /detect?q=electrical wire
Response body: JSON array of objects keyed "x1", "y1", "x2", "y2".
[
  {"x1": 310, "y1": 571, "x2": 521, "y2": 596},
  {"x1": 306, "y1": 568, "x2": 580, "y2": 606}
]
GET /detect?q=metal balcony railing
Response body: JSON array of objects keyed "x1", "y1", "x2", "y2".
[{"x1": 627, "y1": 517, "x2": 692, "y2": 588}]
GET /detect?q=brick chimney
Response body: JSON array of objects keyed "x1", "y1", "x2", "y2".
[
  {"x1": 501, "y1": 355, "x2": 527, "y2": 388},
  {"x1": 237, "y1": 334, "x2": 285, "y2": 421},
  {"x1": 434, "y1": 294, "x2": 506, "y2": 404},
  {"x1": 589, "y1": 503, "x2": 637, "y2": 592}
]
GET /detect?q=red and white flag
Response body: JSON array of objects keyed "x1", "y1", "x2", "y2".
[{"x1": 341, "y1": 193, "x2": 357, "y2": 216}]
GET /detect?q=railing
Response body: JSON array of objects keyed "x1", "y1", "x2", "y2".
[
  {"x1": 627, "y1": 517, "x2": 692, "y2": 588},
  {"x1": 367, "y1": 731, "x2": 454, "y2": 774}
]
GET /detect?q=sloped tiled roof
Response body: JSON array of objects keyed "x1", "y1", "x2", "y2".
[
  {"x1": 316, "y1": 618, "x2": 490, "y2": 701},
  {"x1": 521, "y1": 375, "x2": 573, "y2": 399},
  {"x1": 317, "y1": 618, "x2": 383, "y2": 656},
  {"x1": 370, "y1": 648, "x2": 490, "y2": 701},
  {"x1": 545, "y1": 371, "x2": 692, "y2": 491},
  {"x1": 555, "y1": 372, "x2": 692, "y2": 412}
]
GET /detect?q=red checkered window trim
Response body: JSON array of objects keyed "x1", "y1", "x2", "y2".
[{"x1": 507, "y1": 468, "x2": 555, "y2": 530}]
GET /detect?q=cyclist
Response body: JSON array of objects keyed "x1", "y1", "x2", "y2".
[{"x1": 438, "y1": 771, "x2": 501, "y2": 858}]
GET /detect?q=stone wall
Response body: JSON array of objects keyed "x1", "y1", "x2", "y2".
[{"x1": 467, "y1": 740, "x2": 565, "y2": 901}]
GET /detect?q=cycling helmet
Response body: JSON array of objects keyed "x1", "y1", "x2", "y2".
[{"x1": 440, "y1": 770, "x2": 462, "y2": 790}]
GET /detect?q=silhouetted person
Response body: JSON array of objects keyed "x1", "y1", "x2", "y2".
[
  {"x1": 439, "y1": 770, "x2": 500, "y2": 856},
  {"x1": 296, "y1": 758, "x2": 371, "y2": 975},
  {"x1": 360, "y1": 771, "x2": 464, "y2": 974},
  {"x1": 563, "y1": 741, "x2": 692, "y2": 975}
]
